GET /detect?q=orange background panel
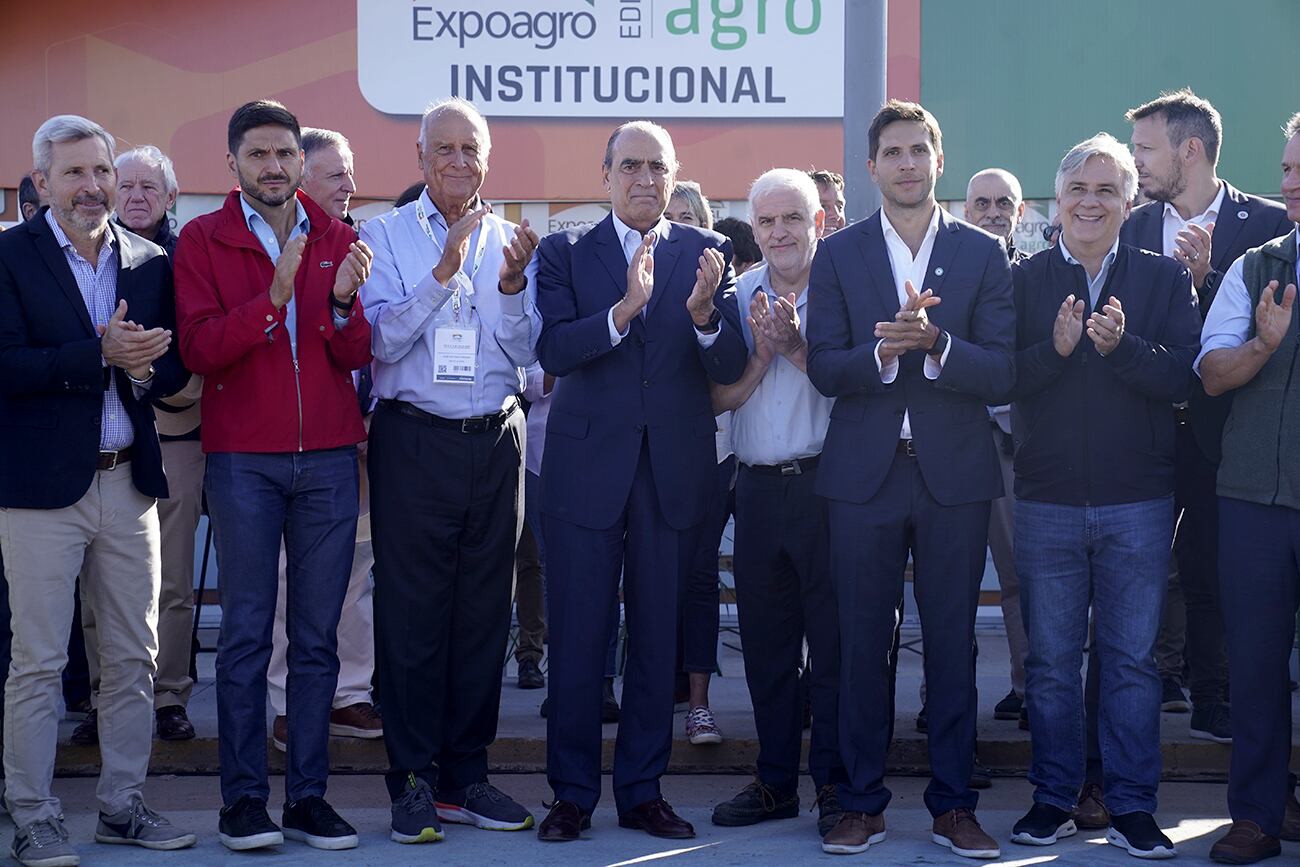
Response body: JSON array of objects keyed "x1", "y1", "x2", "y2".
[{"x1": 0, "y1": 1, "x2": 931, "y2": 203}]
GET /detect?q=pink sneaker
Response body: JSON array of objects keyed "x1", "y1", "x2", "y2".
[{"x1": 685, "y1": 706, "x2": 722, "y2": 745}]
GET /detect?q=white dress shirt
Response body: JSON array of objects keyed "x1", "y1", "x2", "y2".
[
  {"x1": 731, "y1": 263, "x2": 832, "y2": 465},
  {"x1": 874, "y1": 206, "x2": 949, "y2": 439},
  {"x1": 1196, "y1": 232, "x2": 1300, "y2": 375},
  {"x1": 606, "y1": 211, "x2": 719, "y2": 350},
  {"x1": 1162, "y1": 182, "x2": 1225, "y2": 258}
]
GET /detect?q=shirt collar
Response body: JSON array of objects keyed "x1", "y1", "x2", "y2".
[
  {"x1": 879, "y1": 203, "x2": 941, "y2": 246},
  {"x1": 611, "y1": 209, "x2": 670, "y2": 248},
  {"x1": 1058, "y1": 234, "x2": 1120, "y2": 270},
  {"x1": 744, "y1": 261, "x2": 810, "y2": 309},
  {"x1": 45, "y1": 208, "x2": 114, "y2": 257},
  {"x1": 418, "y1": 188, "x2": 485, "y2": 230},
  {"x1": 240, "y1": 194, "x2": 309, "y2": 237},
  {"x1": 1162, "y1": 181, "x2": 1226, "y2": 225}
]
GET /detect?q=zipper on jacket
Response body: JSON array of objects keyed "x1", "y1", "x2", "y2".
[{"x1": 292, "y1": 357, "x2": 304, "y2": 453}]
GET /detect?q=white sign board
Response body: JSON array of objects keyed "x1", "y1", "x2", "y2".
[{"x1": 357, "y1": 0, "x2": 844, "y2": 118}]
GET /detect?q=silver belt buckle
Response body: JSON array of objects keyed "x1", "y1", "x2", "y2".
[
  {"x1": 99, "y1": 450, "x2": 118, "y2": 470},
  {"x1": 780, "y1": 460, "x2": 801, "y2": 476},
  {"x1": 905, "y1": 439, "x2": 917, "y2": 457}
]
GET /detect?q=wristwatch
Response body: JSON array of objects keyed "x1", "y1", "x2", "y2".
[
  {"x1": 693, "y1": 307, "x2": 722, "y2": 334},
  {"x1": 927, "y1": 328, "x2": 950, "y2": 359}
]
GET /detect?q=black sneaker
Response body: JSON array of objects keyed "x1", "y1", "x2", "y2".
[
  {"x1": 1160, "y1": 678, "x2": 1190, "y2": 713},
  {"x1": 815, "y1": 784, "x2": 844, "y2": 837},
  {"x1": 391, "y1": 774, "x2": 443, "y2": 844},
  {"x1": 1189, "y1": 703, "x2": 1232, "y2": 744},
  {"x1": 711, "y1": 779, "x2": 799, "y2": 826},
  {"x1": 69, "y1": 710, "x2": 98, "y2": 746},
  {"x1": 1107, "y1": 811, "x2": 1176, "y2": 859},
  {"x1": 517, "y1": 659, "x2": 545, "y2": 690},
  {"x1": 437, "y1": 782, "x2": 534, "y2": 831},
  {"x1": 1011, "y1": 802, "x2": 1076, "y2": 846},
  {"x1": 282, "y1": 796, "x2": 358, "y2": 850},
  {"x1": 994, "y1": 689, "x2": 1023, "y2": 720},
  {"x1": 218, "y1": 795, "x2": 283, "y2": 851}
]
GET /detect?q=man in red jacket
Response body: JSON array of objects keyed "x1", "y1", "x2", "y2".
[{"x1": 173, "y1": 99, "x2": 373, "y2": 853}]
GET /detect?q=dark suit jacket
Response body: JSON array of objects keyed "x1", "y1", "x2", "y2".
[
  {"x1": 0, "y1": 208, "x2": 186, "y2": 508},
  {"x1": 535, "y1": 215, "x2": 747, "y2": 531},
  {"x1": 807, "y1": 208, "x2": 1016, "y2": 506},
  {"x1": 1120, "y1": 181, "x2": 1292, "y2": 461}
]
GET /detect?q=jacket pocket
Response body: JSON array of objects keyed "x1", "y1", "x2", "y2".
[{"x1": 547, "y1": 409, "x2": 590, "y2": 440}]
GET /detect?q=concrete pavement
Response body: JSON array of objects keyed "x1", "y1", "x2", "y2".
[{"x1": 22, "y1": 774, "x2": 1271, "y2": 866}]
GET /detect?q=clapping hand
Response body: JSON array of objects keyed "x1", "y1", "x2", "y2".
[
  {"x1": 1087, "y1": 295, "x2": 1125, "y2": 356},
  {"x1": 686, "y1": 247, "x2": 725, "y2": 328},
  {"x1": 875, "y1": 280, "x2": 941, "y2": 362},
  {"x1": 98, "y1": 299, "x2": 170, "y2": 380},
  {"x1": 499, "y1": 219, "x2": 540, "y2": 295},
  {"x1": 1053, "y1": 294, "x2": 1086, "y2": 357},
  {"x1": 1254, "y1": 279, "x2": 1298, "y2": 353}
]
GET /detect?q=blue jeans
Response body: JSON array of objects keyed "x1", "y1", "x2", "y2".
[
  {"x1": 1017, "y1": 496, "x2": 1173, "y2": 816},
  {"x1": 206, "y1": 449, "x2": 359, "y2": 805}
]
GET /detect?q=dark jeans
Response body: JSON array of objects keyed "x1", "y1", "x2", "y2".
[
  {"x1": 206, "y1": 448, "x2": 359, "y2": 805},
  {"x1": 1219, "y1": 496, "x2": 1300, "y2": 837},
  {"x1": 678, "y1": 455, "x2": 734, "y2": 676},
  {"x1": 1154, "y1": 420, "x2": 1228, "y2": 708},
  {"x1": 829, "y1": 452, "x2": 989, "y2": 818},
  {"x1": 1018, "y1": 496, "x2": 1173, "y2": 816},
  {"x1": 370, "y1": 403, "x2": 522, "y2": 799},
  {"x1": 733, "y1": 462, "x2": 844, "y2": 790}
]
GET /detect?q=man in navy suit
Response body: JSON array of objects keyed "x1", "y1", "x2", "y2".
[
  {"x1": 533, "y1": 120, "x2": 747, "y2": 842},
  {"x1": 1120, "y1": 89, "x2": 1291, "y2": 741},
  {"x1": 0, "y1": 114, "x2": 192, "y2": 863},
  {"x1": 807, "y1": 100, "x2": 1014, "y2": 859}
]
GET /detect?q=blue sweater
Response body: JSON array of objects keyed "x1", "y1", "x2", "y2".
[{"x1": 1007, "y1": 243, "x2": 1201, "y2": 506}]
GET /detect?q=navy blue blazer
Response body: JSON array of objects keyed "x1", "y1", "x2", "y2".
[
  {"x1": 1120, "y1": 181, "x2": 1292, "y2": 462},
  {"x1": 0, "y1": 208, "x2": 186, "y2": 509},
  {"x1": 535, "y1": 215, "x2": 747, "y2": 531},
  {"x1": 806, "y1": 209, "x2": 1015, "y2": 506}
]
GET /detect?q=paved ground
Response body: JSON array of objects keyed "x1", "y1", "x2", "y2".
[{"x1": 25, "y1": 774, "x2": 1276, "y2": 866}]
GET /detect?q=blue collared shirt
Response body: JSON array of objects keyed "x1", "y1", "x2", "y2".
[
  {"x1": 1196, "y1": 229, "x2": 1300, "y2": 374},
  {"x1": 1058, "y1": 234, "x2": 1119, "y2": 310},
  {"x1": 359, "y1": 189, "x2": 539, "y2": 419},
  {"x1": 731, "y1": 263, "x2": 832, "y2": 465},
  {"x1": 240, "y1": 195, "x2": 311, "y2": 354},
  {"x1": 46, "y1": 210, "x2": 133, "y2": 451}
]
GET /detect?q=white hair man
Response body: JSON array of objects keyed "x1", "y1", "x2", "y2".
[
  {"x1": 1005, "y1": 133, "x2": 1200, "y2": 858},
  {"x1": 114, "y1": 145, "x2": 178, "y2": 254},
  {"x1": 0, "y1": 115, "x2": 194, "y2": 863},
  {"x1": 707, "y1": 169, "x2": 848, "y2": 837},
  {"x1": 359, "y1": 97, "x2": 540, "y2": 843}
]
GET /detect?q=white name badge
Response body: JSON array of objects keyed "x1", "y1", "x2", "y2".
[{"x1": 434, "y1": 326, "x2": 477, "y2": 385}]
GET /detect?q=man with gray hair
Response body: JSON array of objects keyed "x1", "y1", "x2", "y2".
[
  {"x1": 359, "y1": 97, "x2": 540, "y2": 844},
  {"x1": 707, "y1": 168, "x2": 846, "y2": 837},
  {"x1": 1004, "y1": 132, "x2": 1200, "y2": 858},
  {"x1": 963, "y1": 167, "x2": 1030, "y2": 726},
  {"x1": 113, "y1": 146, "x2": 178, "y2": 255},
  {"x1": 0, "y1": 114, "x2": 193, "y2": 864},
  {"x1": 300, "y1": 128, "x2": 356, "y2": 224},
  {"x1": 1198, "y1": 112, "x2": 1300, "y2": 865}
]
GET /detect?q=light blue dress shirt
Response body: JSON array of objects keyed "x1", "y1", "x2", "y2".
[
  {"x1": 1196, "y1": 230, "x2": 1300, "y2": 375},
  {"x1": 359, "y1": 189, "x2": 540, "y2": 418},
  {"x1": 731, "y1": 263, "x2": 832, "y2": 465}
]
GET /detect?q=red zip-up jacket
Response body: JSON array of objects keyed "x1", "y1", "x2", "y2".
[{"x1": 174, "y1": 190, "x2": 371, "y2": 453}]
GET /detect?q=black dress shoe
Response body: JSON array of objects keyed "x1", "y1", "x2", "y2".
[
  {"x1": 618, "y1": 797, "x2": 695, "y2": 839},
  {"x1": 156, "y1": 705, "x2": 196, "y2": 741},
  {"x1": 538, "y1": 800, "x2": 591, "y2": 842},
  {"x1": 517, "y1": 659, "x2": 545, "y2": 690}
]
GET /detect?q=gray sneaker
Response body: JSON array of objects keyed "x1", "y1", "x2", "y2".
[
  {"x1": 12, "y1": 817, "x2": 79, "y2": 866},
  {"x1": 437, "y1": 781, "x2": 534, "y2": 831},
  {"x1": 391, "y1": 774, "x2": 443, "y2": 844},
  {"x1": 95, "y1": 798, "x2": 197, "y2": 850}
]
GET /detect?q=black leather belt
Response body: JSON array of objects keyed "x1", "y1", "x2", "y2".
[
  {"x1": 896, "y1": 439, "x2": 918, "y2": 457},
  {"x1": 381, "y1": 398, "x2": 516, "y2": 434},
  {"x1": 97, "y1": 447, "x2": 132, "y2": 470},
  {"x1": 745, "y1": 454, "x2": 819, "y2": 476},
  {"x1": 1174, "y1": 404, "x2": 1192, "y2": 425}
]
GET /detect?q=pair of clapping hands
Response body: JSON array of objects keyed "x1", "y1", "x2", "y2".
[
  {"x1": 875, "y1": 280, "x2": 941, "y2": 364},
  {"x1": 98, "y1": 300, "x2": 170, "y2": 382},
  {"x1": 747, "y1": 290, "x2": 803, "y2": 364},
  {"x1": 1053, "y1": 294, "x2": 1126, "y2": 357},
  {"x1": 269, "y1": 235, "x2": 375, "y2": 310},
  {"x1": 436, "y1": 204, "x2": 540, "y2": 296},
  {"x1": 618, "y1": 233, "x2": 727, "y2": 330}
]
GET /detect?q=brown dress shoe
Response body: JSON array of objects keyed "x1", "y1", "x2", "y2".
[
  {"x1": 1073, "y1": 782, "x2": 1110, "y2": 830},
  {"x1": 821, "y1": 810, "x2": 886, "y2": 855},
  {"x1": 1282, "y1": 791, "x2": 1300, "y2": 842},
  {"x1": 1209, "y1": 820, "x2": 1281, "y2": 864},
  {"x1": 272, "y1": 715, "x2": 288, "y2": 752},
  {"x1": 617, "y1": 797, "x2": 695, "y2": 839},
  {"x1": 329, "y1": 702, "x2": 383, "y2": 738},
  {"x1": 537, "y1": 800, "x2": 590, "y2": 842},
  {"x1": 932, "y1": 808, "x2": 1001, "y2": 859}
]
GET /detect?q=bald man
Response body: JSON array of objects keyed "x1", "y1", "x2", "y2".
[{"x1": 964, "y1": 168, "x2": 1029, "y2": 724}]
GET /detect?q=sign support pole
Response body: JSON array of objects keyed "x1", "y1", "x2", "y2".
[{"x1": 844, "y1": 0, "x2": 887, "y2": 222}]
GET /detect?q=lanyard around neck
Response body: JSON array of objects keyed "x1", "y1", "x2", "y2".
[{"x1": 415, "y1": 198, "x2": 489, "y2": 317}]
